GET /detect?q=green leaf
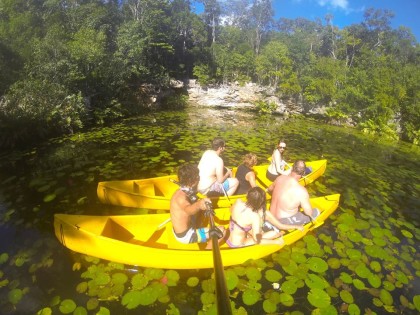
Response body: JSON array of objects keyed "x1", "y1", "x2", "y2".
[
  {"x1": 265, "y1": 269, "x2": 282, "y2": 282},
  {"x1": 95, "y1": 307, "x2": 110, "y2": 315},
  {"x1": 279, "y1": 292, "x2": 294, "y2": 307},
  {"x1": 340, "y1": 290, "x2": 354, "y2": 304},
  {"x1": 263, "y1": 299, "x2": 277, "y2": 313},
  {"x1": 73, "y1": 306, "x2": 87, "y2": 315},
  {"x1": 281, "y1": 280, "x2": 298, "y2": 294},
  {"x1": 306, "y1": 257, "x2": 328, "y2": 273},
  {"x1": 305, "y1": 273, "x2": 329, "y2": 289},
  {"x1": 0, "y1": 253, "x2": 9, "y2": 264},
  {"x1": 413, "y1": 295, "x2": 420, "y2": 311},
  {"x1": 379, "y1": 289, "x2": 393, "y2": 306},
  {"x1": 368, "y1": 273, "x2": 381, "y2": 288},
  {"x1": 352, "y1": 279, "x2": 366, "y2": 290},
  {"x1": 348, "y1": 303, "x2": 361, "y2": 315},
  {"x1": 8, "y1": 288, "x2": 23, "y2": 305},
  {"x1": 186, "y1": 277, "x2": 199, "y2": 287},
  {"x1": 59, "y1": 299, "x2": 76, "y2": 314},
  {"x1": 307, "y1": 288, "x2": 331, "y2": 308},
  {"x1": 225, "y1": 270, "x2": 239, "y2": 290},
  {"x1": 121, "y1": 291, "x2": 142, "y2": 309},
  {"x1": 242, "y1": 288, "x2": 260, "y2": 305}
]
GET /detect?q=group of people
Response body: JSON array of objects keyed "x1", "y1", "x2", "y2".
[{"x1": 169, "y1": 137, "x2": 319, "y2": 249}]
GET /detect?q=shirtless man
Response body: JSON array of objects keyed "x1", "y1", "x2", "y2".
[
  {"x1": 197, "y1": 137, "x2": 239, "y2": 196},
  {"x1": 170, "y1": 164, "x2": 218, "y2": 245},
  {"x1": 267, "y1": 160, "x2": 319, "y2": 227}
]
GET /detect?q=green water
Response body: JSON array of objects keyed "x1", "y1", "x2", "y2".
[{"x1": 0, "y1": 105, "x2": 419, "y2": 314}]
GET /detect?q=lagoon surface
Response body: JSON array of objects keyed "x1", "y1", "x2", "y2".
[{"x1": 0, "y1": 104, "x2": 419, "y2": 314}]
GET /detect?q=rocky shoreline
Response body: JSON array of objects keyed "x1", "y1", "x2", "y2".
[{"x1": 186, "y1": 79, "x2": 327, "y2": 117}]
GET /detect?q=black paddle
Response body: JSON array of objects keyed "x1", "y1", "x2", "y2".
[{"x1": 205, "y1": 201, "x2": 232, "y2": 315}]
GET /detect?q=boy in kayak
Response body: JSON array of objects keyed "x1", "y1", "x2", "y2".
[
  {"x1": 197, "y1": 137, "x2": 239, "y2": 196},
  {"x1": 170, "y1": 164, "x2": 225, "y2": 245},
  {"x1": 266, "y1": 160, "x2": 319, "y2": 228}
]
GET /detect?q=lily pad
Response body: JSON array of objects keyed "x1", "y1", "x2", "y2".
[
  {"x1": 281, "y1": 280, "x2": 298, "y2": 294},
  {"x1": 186, "y1": 277, "x2": 199, "y2": 287},
  {"x1": 225, "y1": 269, "x2": 239, "y2": 290},
  {"x1": 59, "y1": 299, "x2": 76, "y2": 314},
  {"x1": 8, "y1": 288, "x2": 23, "y2": 305},
  {"x1": 352, "y1": 279, "x2": 366, "y2": 290},
  {"x1": 279, "y1": 292, "x2": 294, "y2": 307},
  {"x1": 245, "y1": 267, "x2": 262, "y2": 281},
  {"x1": 379, "y1": 289, "x2": 393, "y2": 306},
  {"x1": 242, "y1": 288, "x2": 260, "y2": 305},
  {"x1": 305, "y1": 273, "x2": 329, "y2": 290},
  {"x1": 263, "y1": 299, "x2": 277, "y2": 313},
  {"x1": 414, "y1": 295, "x2": 420, "y2": 311},
  {"x1": 307, "y1": 288, "x2": 331, "y2": 308},
  {"x1": 307, "y1": 257, "x2": 328, "y2": 273},
  {"x1": 265, "y1": 269, "x2": 282, "y2": 282},
  {"x1": 340, "y1": 290, "x2": 354, "y2": 304},
  {"x1": 348, "y1": 303, "x2": 361, "y2": 315}
]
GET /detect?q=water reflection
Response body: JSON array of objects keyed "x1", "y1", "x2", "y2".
[{"x1": 0, "y1": 105, "x2": 419, "y2": 314}]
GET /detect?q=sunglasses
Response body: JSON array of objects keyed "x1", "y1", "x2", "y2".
[{"x1": 278, "y1": 146, "x2": 286, "y2": 149}]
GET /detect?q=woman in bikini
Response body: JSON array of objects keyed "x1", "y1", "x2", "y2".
[{"x1": 226, "y1": 187, "x2": 298, "y2": 248}]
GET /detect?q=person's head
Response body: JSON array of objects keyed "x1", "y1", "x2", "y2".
[
  {"x1": 178, "y1": 164, "x2": 200, "y2": 187},
  {"x1": 277, "y1": 140, "x2": 287, "y2": 152},
  {"x1": 243, "y1": 153, "x2": 258, "y2": 168},
  {"x1": 212, "y1": 137, "x2": 225, "y2": 151},
  {"x1": 246, "y1": 187, "x2": 266, "y2": 211},
  {"x1": 292, "y1": 160, "x2": 306, "y2": 177}
]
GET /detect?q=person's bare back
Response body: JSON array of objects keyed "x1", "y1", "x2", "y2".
[
  {"x1": 267, "y1": 160, "x2": 314, "y2": 223},
  {"x1": 269, "y1": 175, "x2": 308, "y2": 219}
]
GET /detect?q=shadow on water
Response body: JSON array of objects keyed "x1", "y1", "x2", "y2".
[{"x1": 0, "y1": 104, "x2": 419, "y2": 314}]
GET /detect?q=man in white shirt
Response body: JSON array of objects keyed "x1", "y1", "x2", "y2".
[{"x1": 197, "y1": 137, "x2": 239, "y2": 196}]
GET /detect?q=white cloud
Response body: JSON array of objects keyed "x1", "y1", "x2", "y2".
[{"x1": 318, "y1": 0, "x2": 349, "y2": 11}]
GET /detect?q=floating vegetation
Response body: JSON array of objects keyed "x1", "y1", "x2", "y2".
[{"x1": 0, "y1": 107, "x2": 419, "y2": 314}]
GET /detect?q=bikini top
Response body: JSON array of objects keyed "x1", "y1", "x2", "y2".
[
  {"x1": 229, "y1": 207, "x2": 266, "y2": 234},
  {"x1": 229, "y1": 218, "x2": 252, "y2": 233}
]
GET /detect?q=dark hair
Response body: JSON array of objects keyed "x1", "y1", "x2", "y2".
[
  {"x1": 245, "y1": 187, "x2": 266, "y2": 211},
  {"x1": 292, "y1": 160, "x2": 306, "y2": 176},
  {"x1": 212, "y1": 137, "x2": 225, "y2": 150},
  {"x1": 178, "y1": 164, "x2": 200, "y2": 186}
]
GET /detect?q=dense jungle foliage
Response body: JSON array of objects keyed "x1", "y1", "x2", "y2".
[{"x1": 0, "y1": 0, "x2": 419, "y2": 148}]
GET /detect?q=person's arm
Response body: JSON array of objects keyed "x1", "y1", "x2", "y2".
[
  {"x1": 215, "y1": 158, "x2": 230, "y2": 183},
  {"x1": 246, "y1": 171, "x2": 257, "y2": 188},
  {"x1": 183, "y1": 198, "x2": 210, "y2": 215},
  {"x1": 251, "y1": 213, "x2": 263, "y2": 244},
  {"x1": 299, "y1": 189, "x2": 314, "y2": 218},
  {"x1": 265, "y1": 211, "x2": 304, "y2": 231}
]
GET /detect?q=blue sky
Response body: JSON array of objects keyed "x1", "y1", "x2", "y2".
[{"x1": 192, "y1": 0, "x2": 420, "y2": 41}]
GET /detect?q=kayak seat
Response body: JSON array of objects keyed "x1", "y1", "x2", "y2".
[
  {"x1": 101, "y1": 218, "x2": 135, "y2": 242},
  {"x1": 134, "y1": 182, "x2": 166, "y2": 197}
]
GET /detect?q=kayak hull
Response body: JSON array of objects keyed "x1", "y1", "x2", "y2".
[
  {"x1": 97, "y1": 160, "x2": 327, "y2": 210},
  {"x1": 55, "y1": 194, "x2": 339, "y2": 269}
]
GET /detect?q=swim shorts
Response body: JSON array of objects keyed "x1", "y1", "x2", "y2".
[{"x1": 173, "y1": 227, "x2": 207, "y2": 244}]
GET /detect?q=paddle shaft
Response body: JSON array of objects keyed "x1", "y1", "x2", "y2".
[{"x1": 208, "y1": 212, "x2": 232, "y2": 315}]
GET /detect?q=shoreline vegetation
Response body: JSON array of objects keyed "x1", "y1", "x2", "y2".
[{"x1": 0, "y1": 0, "x2": 418, "y2": 149}]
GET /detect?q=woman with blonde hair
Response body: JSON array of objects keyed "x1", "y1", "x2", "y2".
[{"x1": 235, "y1": 153, "x2": 258, "y2": 195}]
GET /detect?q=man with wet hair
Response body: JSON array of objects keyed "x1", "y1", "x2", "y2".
[
  {"x1": 170, "y1": 164, "x2": 224, "y2": 245},
  {"x1": 266, "y1": 160, "x2": 319, "y2": 229},
  {"x1": 197, "y1": 137, "x2": 239, "y2": 196}
]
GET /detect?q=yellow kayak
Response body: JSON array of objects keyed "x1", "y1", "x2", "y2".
[
  {"x1": 97, "y1": 159, "x2": 327, "y2": 210},
  {"x1": 54, "y1": 194, "x2": 339, "y2": 269}
]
